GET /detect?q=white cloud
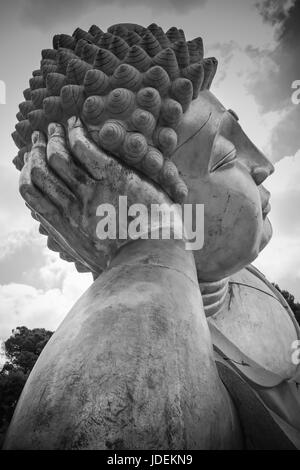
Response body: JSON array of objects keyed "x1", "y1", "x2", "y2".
[
  {"x1": 38, "y1": 249, "x2": 73, "y2": 288},
  {"x1": 254, "y1": 150, "x2": 300, "y2": 300},
  {"x1": 0, "y1": 265, "x2": 92, "y2": 340},
  {"x1": 0, "y1": 222, "x2": 92, "y2": 341},
  {"x1": 209, "y1": 41, "x2": 284, "y2": 155},
  {"x1": 0, "y1": 227, "x2": 43, "y2": 261}
]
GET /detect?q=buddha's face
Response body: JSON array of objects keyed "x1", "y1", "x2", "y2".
[{"x1": 172, "y1": 90, "x2": 274, "y2": 281}]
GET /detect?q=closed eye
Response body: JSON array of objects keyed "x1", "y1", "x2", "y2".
[{"x1": 210, "y1": 148, "x2": 237, "y2": 172}]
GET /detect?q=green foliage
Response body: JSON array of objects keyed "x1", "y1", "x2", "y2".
[{"x1": 0, "y1": 326, "x2": 53, "y2": 447}]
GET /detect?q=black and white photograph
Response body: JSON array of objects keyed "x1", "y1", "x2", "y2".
[{"x1": 0, "y1": 0, "x2": 300, "y2": 455}]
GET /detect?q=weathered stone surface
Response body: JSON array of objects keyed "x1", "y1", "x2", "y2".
[{"x1": 4, "y1": 240, "x2": 241, "y2": 449}]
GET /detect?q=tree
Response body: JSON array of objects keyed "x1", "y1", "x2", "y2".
[
  {"x1": 273, "y1": 284, "x2": 300, "y2": 325},
  {"x1": 4, "y1": 326, "x2": 53, "y2": 374},
  {"x1": 0, "y1": 326, "x2": 53, "y2": 447}
]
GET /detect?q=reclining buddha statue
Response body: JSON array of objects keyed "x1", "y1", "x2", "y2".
[{"x1": 4, "y1": 22, "x2": 300, "y2": 450}]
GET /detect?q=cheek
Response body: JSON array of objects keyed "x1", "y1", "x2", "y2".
[
  {"x1": 194, "y1": 171, "x2": 264, "y2": 263},
  {"x1": 260, "y1": 217, "x2": 273, "y2": 249},
  {"x1": 208, "y1": 195, "x2": 261, "y2": 246}
]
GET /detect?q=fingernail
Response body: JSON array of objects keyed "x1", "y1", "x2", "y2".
[
  {"x1": 67, "y1": 116, "x2": 82, "y2": 129},
  {"x1": 48, "y1": 123, "x2": 57, "y2": 136},
  {"x1": 67, "y1": 116, "x2": 77, "y2": 128},
  {"x1": 48, "y1": 122, "x2": 64, "y2": 137},
  {"x1": 32, "y1": 131, "x2": 39, "y2": 145},
  {"x1": 24, "y1": 151, "x2": 30, "y2": 163},
  {"x1": 32, "y1": 130, "x2": 46, "y2": 146}
]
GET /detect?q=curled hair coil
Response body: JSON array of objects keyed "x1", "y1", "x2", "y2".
[
  {"x1": 84, "y1": 69, "x2": 111, "y2": 96},
  {"x1": 99, "y1": 119, "x2": 126, "y2": 151},
  {"x1": 111, "y1": 64, "x2": 142, "y2": 92},
  {"x1": 143, "y1": 66, "x2": 170, "y2": 96},
  {"x1": 94, "y1": 48, "x2": 120, "y2": 76},
  {"x1": 46, "y1": 72, "x2": 68, "y2": 96},
  {"x1": 82, "y1": 95, "x2": 106, "y2": 125},
  {"x1": 60, "y1": 84, "x2": 85, "y2": 117},
  {"x1": 123, "y1": 45, "x2": 152, "y2": 73},
  {"x1": 66, "y1": 58, "x2": 92, "y2": 85},
  {"x1": 43, "y1": 96, "x2": 64, "y2": 122},
  {"x1": 122, "y1": 132, "x2": 148, "y2": 164}
]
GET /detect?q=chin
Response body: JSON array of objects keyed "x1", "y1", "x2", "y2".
[{"x1": 259, "y1": 217, "x2": 273, "y2": 252}]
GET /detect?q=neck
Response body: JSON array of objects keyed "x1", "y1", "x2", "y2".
[
  {"x1": 4, "y1": 237, "x2": 240, "y2": 449},
  {"x1": 109, "y1": 237, "x2": 198, "y2": 285},
  {"x1": 198, "y1": 276, "x2": 229, "y2": 317},
  {"x1": 112, "y1": 238, "x2": 230, "y2": 317}
]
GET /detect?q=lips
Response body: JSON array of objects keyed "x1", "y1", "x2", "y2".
[
  {"x1": 260, "y1": 187, "x2": 271, "y2": 218},
  {"x1": 261, "y1": 194, "x2": 271, "y2": 217},
  {"x1": 262, "y1": 201, "x2": 271, "y2": 218}
]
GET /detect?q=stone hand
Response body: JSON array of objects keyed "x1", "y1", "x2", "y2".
[{"x1": 19, "y1": 118, "x2": 175, "y2": 274}]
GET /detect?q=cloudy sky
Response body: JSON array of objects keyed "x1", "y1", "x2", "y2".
[{"x1": 0, "y1": 0, "x2": 299, "y2": 340}]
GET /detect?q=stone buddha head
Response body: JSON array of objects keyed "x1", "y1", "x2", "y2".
[{"x1": 12, "y1": 22, "x2": 274, "y2": 282}]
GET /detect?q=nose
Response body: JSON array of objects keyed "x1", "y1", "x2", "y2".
[
  {"x1": 252, "y1": 162, "x2": 274, "y2": 186},
  {"x1": 219, "y1": 113, "x2": 275, "y2": 185},
  {"x1": 239, "y1": 133, "x2": 275, "y2": 185}
]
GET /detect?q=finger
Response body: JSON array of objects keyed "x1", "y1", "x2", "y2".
[
  {"x1": 67, "y1": 117, "x2": 170, "y2": 204},
  {"x1": 31, "y1": 129, "x2": 46, "y2": 152},
  {"x1": 74, "y1": 261, "x2": 91, "y2": 273},
  {"x1": 38, "y1": 223, "x2": 49, "y2": 236},
  {"x1": 37, "y1": 212, "x2": 98, "y2": 273},
  {"x1": 47, "y1": 234, "x2": 62, "y2": 252},
  {"x1": 24, "y1": 151, "x2": 31, "y2": 165},
  {"x1": 23, "y1": 186, "x2": 79, "y2": 266},
  {"x1": 20, "y1": 166, "x2": 59, "y2": 222},
  {"x1": 37, "y1": 213, "x2": 76, "y2": 258},
  {"x1": 68, "y1": 116, "x2": 112, "y2": 180},
  {"x1": 47, "y1": 122, "x2": 94, "y2": 198},
  {"x1": 29, "y1": 131, "x2": 78, "y2": 214},
  {"x1": 59, "y1": 251, "x2": 75, "y2": 262}
]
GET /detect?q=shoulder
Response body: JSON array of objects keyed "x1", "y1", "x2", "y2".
[{"x1": 208, "y1": 265, "x2": 300, "y2": 380}]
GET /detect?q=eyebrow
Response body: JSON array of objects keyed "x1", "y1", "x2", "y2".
[
  {"x1": 171, "y1": 112, "x2": 212, "y2": 156},
  {"x1": 228, "y1": 109, "x2": 239, "y2": 121}
]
